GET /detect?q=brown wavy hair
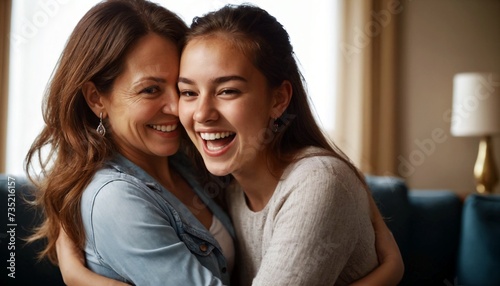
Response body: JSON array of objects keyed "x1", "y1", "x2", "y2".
[
  {"x1": 186, "y1": 4, "x2": 367, "y2": 185},
  {"x1": 24, "y1": 0, "x2": 188, "y2": 263}
]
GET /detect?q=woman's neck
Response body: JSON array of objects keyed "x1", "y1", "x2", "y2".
[
  {"x1": 123, "y1": 152, "x2": 174, "y2": 187},
  {"x1": 232, "y1": 163, "x2": 284, "y2": 212}
]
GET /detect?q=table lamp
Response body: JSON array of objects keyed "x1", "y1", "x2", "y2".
[{"x1": 451, "y1": 72, "x2": 500, "y2": 194}]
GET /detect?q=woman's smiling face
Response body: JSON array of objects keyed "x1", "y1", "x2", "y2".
[
  {"x1": 101, "y1": 33, "x2": 181, "y2": 163},
  {"x1": 178, "y1": 35, "x2": 279, "y2": 177}
]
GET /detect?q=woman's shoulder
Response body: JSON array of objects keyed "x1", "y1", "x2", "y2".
[
  {"x1": 276, "y1": 147, "x2": 365, "y2": 201},
  {"x1": 284, "y1": 147, "x2": 355, "y2": 179},
  {"x1": 81, "y1": 165, "x2": 160, "y2": 211},
  {"x1": 80, "y1": 165, "x2": 174, "y2": 232},
  {"x1": 270, "y1": 147, "x2": 366, "y2": 216}
]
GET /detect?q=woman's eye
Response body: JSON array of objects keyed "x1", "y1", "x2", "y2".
[
  {"x1": 140, "y1": 85, "x2": 160, "y2": 94},
  {"x1": 219, "y1": 89, "x2": 240, "y2": 95},
  {"x1": 180, "y1": 90, "x2": 196, "y2": 97}
]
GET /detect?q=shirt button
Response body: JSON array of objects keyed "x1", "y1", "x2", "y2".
[{"x1": 199, "y1": 244, "x2": 208, "y2": 252}]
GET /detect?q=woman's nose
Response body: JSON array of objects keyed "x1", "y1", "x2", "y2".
[
  {"x1": 193, "y1": 94, "x2": 218, "y2": 123},
  {"x1": 162, "y1": 86, "x2": 179, "y2": 116}
]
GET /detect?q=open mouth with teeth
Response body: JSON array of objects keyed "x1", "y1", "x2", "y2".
[
  {"x1": 149, "y1": 124, "x2": 178, "y2": 133},
  {"x1": 200, "y1": 132, "x2": 236, "y2": 152}
]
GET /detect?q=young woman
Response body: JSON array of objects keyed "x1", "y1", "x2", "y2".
[
  {"x1": 45, "y1": 1, "x2": 403, "y2": 285},
  {"x1": 176, "y1": 4, "x2": 402, "y2": 285}
]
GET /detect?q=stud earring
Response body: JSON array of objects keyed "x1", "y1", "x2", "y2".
[{"x1": 96, "y1": 112, "x2": 106, "y2": 137}]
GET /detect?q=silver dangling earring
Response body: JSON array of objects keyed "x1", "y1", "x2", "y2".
[
  {"x1": 272, "y1": 117, "x2": 279, "y2": 133},
  {"x1": 96, "y1": 112, "x2": 106, "y2": 137}
]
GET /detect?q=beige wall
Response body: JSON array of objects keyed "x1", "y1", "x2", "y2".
[{"x1": 397, "y1": 0, "x2": 500, "y2": 193}]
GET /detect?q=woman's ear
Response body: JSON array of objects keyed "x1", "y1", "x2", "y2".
[
  {"x1": 271, "y1": 80, "x2": 292, "y2": 118},
  {"x1": 82, "y1": 81, "x2": 106, "y2": 117}
]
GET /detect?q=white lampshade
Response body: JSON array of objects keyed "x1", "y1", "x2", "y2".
[{"x1": 451, "y1": 72, "x2": 500, "y2": 137}]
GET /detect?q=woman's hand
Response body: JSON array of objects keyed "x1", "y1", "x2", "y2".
[
  {"x1": 350, "y1": 193, "x2": 405, "y2": 286},
  {"x1": 56, "y1": 226, "x2": 130, "y2": 286},
  {"x1": 56, "y1": 225, "x2": 85, "y2": 272}
]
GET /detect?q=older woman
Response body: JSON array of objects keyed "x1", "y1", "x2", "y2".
[{"x1": 26, "y1": 0, "x2": 233, "y2": 285}]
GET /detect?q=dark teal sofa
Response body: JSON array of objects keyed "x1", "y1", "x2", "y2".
[
  {"x1": 365, "y1": 175, "x2": 500, "y2": 286},
  {"x1": 1, "y1": 174, "x2": 500, "y2": 286}
]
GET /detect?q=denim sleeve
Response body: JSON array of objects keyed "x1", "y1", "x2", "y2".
[{"x1": 84, "y1": 179, "x2": 225, "y2": 286}]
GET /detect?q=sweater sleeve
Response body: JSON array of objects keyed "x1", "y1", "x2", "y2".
[
  {"x1": 252, "y1": 157, "x2": 367, "y2": 286},
  {"x1": 84, "y1": 179, "x2": 225, "y2": 286}
]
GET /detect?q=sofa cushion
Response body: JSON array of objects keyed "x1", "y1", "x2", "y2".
[
  {"x1": 457, "y1": 194, "x2": 500, "y2": 286},
  {"x1": 405, "y1": 190, "x2": 461, "y2": 285}
]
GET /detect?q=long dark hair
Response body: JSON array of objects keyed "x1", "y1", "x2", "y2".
[{"x1": 186, "y1": 4, "x2": 366, "y2": 185}]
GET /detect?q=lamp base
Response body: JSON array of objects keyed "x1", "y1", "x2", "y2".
[{"x1": 474, "y1": 136, "x2": 498, "y2": 194}]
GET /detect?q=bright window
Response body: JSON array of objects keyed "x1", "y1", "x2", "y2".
[{"x1": 6, "y1": 0, "x2": 340, "y2": 175}]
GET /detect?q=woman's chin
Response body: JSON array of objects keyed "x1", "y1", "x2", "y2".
[{"x1": 205, "y1": 163, "x2": 232, "y2": 177}]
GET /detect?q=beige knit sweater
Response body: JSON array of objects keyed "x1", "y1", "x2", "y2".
[{"x1": 227, "y1": 147, "x2": 378, "y2": 286}]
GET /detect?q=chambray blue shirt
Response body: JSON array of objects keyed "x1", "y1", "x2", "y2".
[{"x1": 81, "y1": 152, "x2": 234, "y2": 285}]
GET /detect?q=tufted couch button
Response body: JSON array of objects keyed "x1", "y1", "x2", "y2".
[{"x1": 221, "y1": 267, "x2": 227, "y2": 273}]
